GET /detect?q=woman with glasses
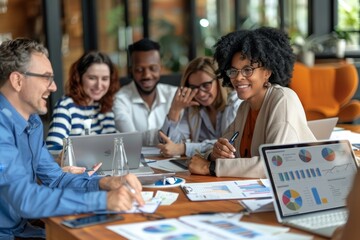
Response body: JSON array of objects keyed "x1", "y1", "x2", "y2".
[
  {"x1": 46, "y1": 51, "x2": 120, "y2": 173},
  {"x1": 158, "y1": 56, "x2": 241, "y2": 157},
  {"x1": 188, "y1": 27, "x2": 316, "y2": 177}
]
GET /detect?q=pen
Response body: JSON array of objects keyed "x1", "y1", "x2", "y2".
[
  {"x1": 229, "y1": 131, "x2": 239, "y2": 145},
  {"x1": 158, "y1": 130, "x2": 169, "y2": 144},
  {"x1": 124, "y1": 181, "x2": 136, "y2": 194}
]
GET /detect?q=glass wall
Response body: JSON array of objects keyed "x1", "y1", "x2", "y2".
[
  {"x1": 62, "y1": 0, "x2": 83, "y2": 88},
  {"x1": 337, "y1": 0, "x2": 360, "y2": 50},
  {"x1": 149, "y1": 0, "x2": 188, "y2": 73}
]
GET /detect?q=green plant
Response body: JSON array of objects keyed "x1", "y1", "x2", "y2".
[
  {"x1": 334, "y1": 28, "x2": 351, "y2": 43},
  {"x1": 154, "y1": 19, "x2": 188, "y2": 73},
  {"x1": 107, "y1": 5, "x2": 124, "y2": 36}
]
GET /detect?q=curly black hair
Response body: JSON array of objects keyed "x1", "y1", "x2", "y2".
[{"x1": 213, "y1": 27, "x2": 296, "y2": 87}]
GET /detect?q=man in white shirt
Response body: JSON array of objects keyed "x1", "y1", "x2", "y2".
[{"x1": 113, "y1": 38, "x2": 177, "y2": 146}]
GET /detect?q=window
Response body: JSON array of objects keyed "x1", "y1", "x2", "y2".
[{"x1": 337, "y1": 0, "x2": 360, "y2": 50}]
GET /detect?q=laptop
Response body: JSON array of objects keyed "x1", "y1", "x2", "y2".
[
  {"x1": 259, "y1": 140, "x2": 358, "y2": 238},
  {"x1": 307, "y1": 117, "x2": 338, "y2": 140},
  {"x1": 69, "y1": 132, "x2": 153, "y2": 175}
]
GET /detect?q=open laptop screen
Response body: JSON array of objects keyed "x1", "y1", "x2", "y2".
[
  {"x1": 69, "y1": 132, "x2": 142, "y2": 170},
  {"x1": 260, "y1": 140, "x2": 357, "y2": 218}
]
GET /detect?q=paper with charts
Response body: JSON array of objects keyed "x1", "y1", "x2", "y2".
[
  {"x1": 107, "y1": 216, "x2": 290, "y2": 240},
  {"x1": 181, "y1": 179, "x2": 272, "y2": 201}
]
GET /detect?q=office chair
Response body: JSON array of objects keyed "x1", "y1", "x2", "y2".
[{"x1": 290, "y1": 62, "x2": 360, "y2": 123}]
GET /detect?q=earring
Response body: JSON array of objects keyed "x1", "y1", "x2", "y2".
[{"x1": 263, "y1": 81, "x2": 271, "y2": 88}]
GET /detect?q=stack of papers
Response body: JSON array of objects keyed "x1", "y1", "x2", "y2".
[
  {"x1": 146, "y1": 159, "x2": 188, "y2": 172},
  {"x1": 331, "y1": 130, "x2": 360, "y2": 144},
  {"x1": 239, "y1": 198, "x2": 274, "y2": 213},
  {"x1": 181, "y1": 179, "x2": 272, "y2": 201}
]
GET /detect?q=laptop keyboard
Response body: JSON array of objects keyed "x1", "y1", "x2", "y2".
[{"x1": 288, "y1": 211, "x2": 348, "y2": 230}]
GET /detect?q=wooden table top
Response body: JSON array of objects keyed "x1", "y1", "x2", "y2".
[
  {"x1": 337, "y1": 124, "x2": 360, "y2": 134},
  {"x1": 43, "y1": 171, "x2": 328, "y2": 240}
]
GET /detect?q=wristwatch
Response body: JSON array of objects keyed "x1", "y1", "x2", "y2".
[{"x1": 209, "y1": 161, "x2": 216, "y2": 176}]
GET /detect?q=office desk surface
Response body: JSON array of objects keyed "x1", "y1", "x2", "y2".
[
  {"x1": 43, "y1": 172, "x2": 327, "y2": 240},
  {"x1": 337, "y1": 124, "x2": 360, "y2": 134}
]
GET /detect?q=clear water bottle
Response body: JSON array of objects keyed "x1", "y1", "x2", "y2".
[
  {"x1": 111, "y1": 137, "x2": 129, "y2": 181},
  {"x1": 60, "y1": 137, "x2": 77, "y2": 167}
]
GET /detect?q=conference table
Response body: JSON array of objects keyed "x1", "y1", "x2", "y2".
[
  {"x1": 42, "y1": 124, "x2": 360, "y2": 239},
  {"x1": 43, "y1": 170, "x2": 331, "y2": 240}
]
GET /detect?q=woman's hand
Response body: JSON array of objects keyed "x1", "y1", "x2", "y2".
[
  {"x1": 188, "y1": 154, "x2": 211, "y2": 175},
  {"x1": 62, "y1": 162, "x2": 102, "y2": 176},
  {"x1": 167, "y1": 87, "x2": 199, "y2": 122},
  {"x1": 62, "y1": 166, "x2": 86, "y2": 174},
  {"x1": 209, "y1": 138, "x2": 236, "y2": 161},
  {"x1": 157, "y1": 131, "x2": 185, "y2": 157}
]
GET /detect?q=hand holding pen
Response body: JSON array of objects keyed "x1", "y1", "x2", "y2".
[{"x1": 210, "y1": 131, "x2": 239, "y2": 161}]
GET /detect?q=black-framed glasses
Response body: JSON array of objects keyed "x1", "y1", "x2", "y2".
[
  {"x1": 188, "y1": 79, "x2": 216, "y2": 92},
  {"x1": 225, "y1": 66, "x2": 261, "y2": 78},
  {"x1": 21, "y1": 71, "x2": 54, "y2": 87}
]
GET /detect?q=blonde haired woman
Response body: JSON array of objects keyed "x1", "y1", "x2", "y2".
[{"x1": 158, "y1": 56, "x2": 241, "y2": 157}]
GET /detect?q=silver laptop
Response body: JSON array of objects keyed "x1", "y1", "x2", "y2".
[
  {"x1": 69, "y1": 132, "x2": 153, "y2": 175},
  {"x1": 259, "y1": 140, "x2": 358, "y2": 238},
  {"x1": 307, "y1": 117, "x2": 338, "y2": 140}
]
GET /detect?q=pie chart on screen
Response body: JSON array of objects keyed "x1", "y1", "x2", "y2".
[
  {"x1": 271, "y1": 155, "x2": 283, "y2": 166},
  {"x1": 322, "y1": 147, "x2": 336, "y2": 161},
  {"x1": 298, "y1": 149, "x2": 312, "y2": 162},
  {"x1": 282, "y1": 189, "x2": 302, "y2": 211}
]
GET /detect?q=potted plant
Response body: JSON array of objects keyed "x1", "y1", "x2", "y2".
[
  {"x1": 333, "y1": 29, "x2": 351, "y2": 58},
  {"x1": 292, "y1": 35, "x2": 324, "y2": 67}
]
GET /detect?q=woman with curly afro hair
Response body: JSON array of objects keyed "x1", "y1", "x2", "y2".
[{"x1": 188, "y1": 27, "x2": 316, "y2": 178}]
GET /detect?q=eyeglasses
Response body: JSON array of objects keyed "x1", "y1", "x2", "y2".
[
  {"x1": 225, "y1": 66, "x2": 260, "y2": 79},
  {"x1": 21, "y1": 71, "x2": 54, "y2": 87},
  {"x1": 188, "y1": 79, "x2": 216, "y2": 92}
]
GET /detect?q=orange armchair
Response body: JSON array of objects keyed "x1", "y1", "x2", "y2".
[{"x1": 290, "y1": 62, "x2": 360, "y2": 123}]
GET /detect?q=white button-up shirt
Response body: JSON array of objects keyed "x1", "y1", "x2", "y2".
[{"x1": 113, "y1": 81, "x2": 177, "y2": 146}]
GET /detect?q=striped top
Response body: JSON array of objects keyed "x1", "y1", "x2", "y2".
[{"x1": 46, "y1": 96, "x2": 117, "y2": 155}]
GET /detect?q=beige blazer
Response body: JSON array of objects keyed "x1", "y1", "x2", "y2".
[{"x1": 206, "y1": 84, "x2": 316, "y2": 178}]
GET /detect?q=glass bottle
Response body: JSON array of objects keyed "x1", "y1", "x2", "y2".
[
  {"x1": 111, "y1": 137, "x2": 129, "y2": 181},
  {"x1": 60, "y1": 137, "x2": 77, "y2": 167}
]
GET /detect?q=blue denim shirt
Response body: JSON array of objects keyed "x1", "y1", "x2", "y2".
[{"x1": 0, "y1": 94, "x2": 107, "y2": 240}]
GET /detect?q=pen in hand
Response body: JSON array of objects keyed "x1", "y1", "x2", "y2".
[{"x1": 229, "y1": 131, "x2": 239, "y2": 145}]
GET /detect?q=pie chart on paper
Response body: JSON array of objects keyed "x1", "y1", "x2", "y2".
[
  {"x1": 298, "y1": 149, "x2": 312, "y2": 162},
  {"x1": 282, "y1": 189, "x2": 302, "y2": 211},
  {"x1": 321, "y1": 147, "x2": 336, "y2": 161}
]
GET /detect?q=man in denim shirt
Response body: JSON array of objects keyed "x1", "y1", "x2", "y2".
[{"x1": 0, "y1": 38, "x2": 144, "y2": 240}]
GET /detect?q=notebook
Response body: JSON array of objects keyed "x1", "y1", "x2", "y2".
[
  {"x1": 307, "y1": 117, "x2": 338, "y2": 140},
  {"x1": 69, "y1": 132, "x2": 153, "y2": 175},
  {"x1": 259, "y1": 140, "x2": 358, "y2": 238}
]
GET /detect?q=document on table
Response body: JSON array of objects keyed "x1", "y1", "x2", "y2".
[
  {"x1": 331, "y1": 130, "x2": 360, "y2": 144},
  {"x1": 141, "y1": 146, "x2": 161, "y2": 156},
  {"x1": 93, "y1": 192, "x2": 161, "y2": 214},
  {"x1": 107, "y1": 215, "x2": 312, "y2": 240},
  {"x1": 239, "y1": 198, "x2": 274, "y2": 213},
  {"x1": 181, "y1": 179, "x2": 272, "y2": 201},
  {"x1": 147, "y1": 159, "x2": 188, "y2": 172}
]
